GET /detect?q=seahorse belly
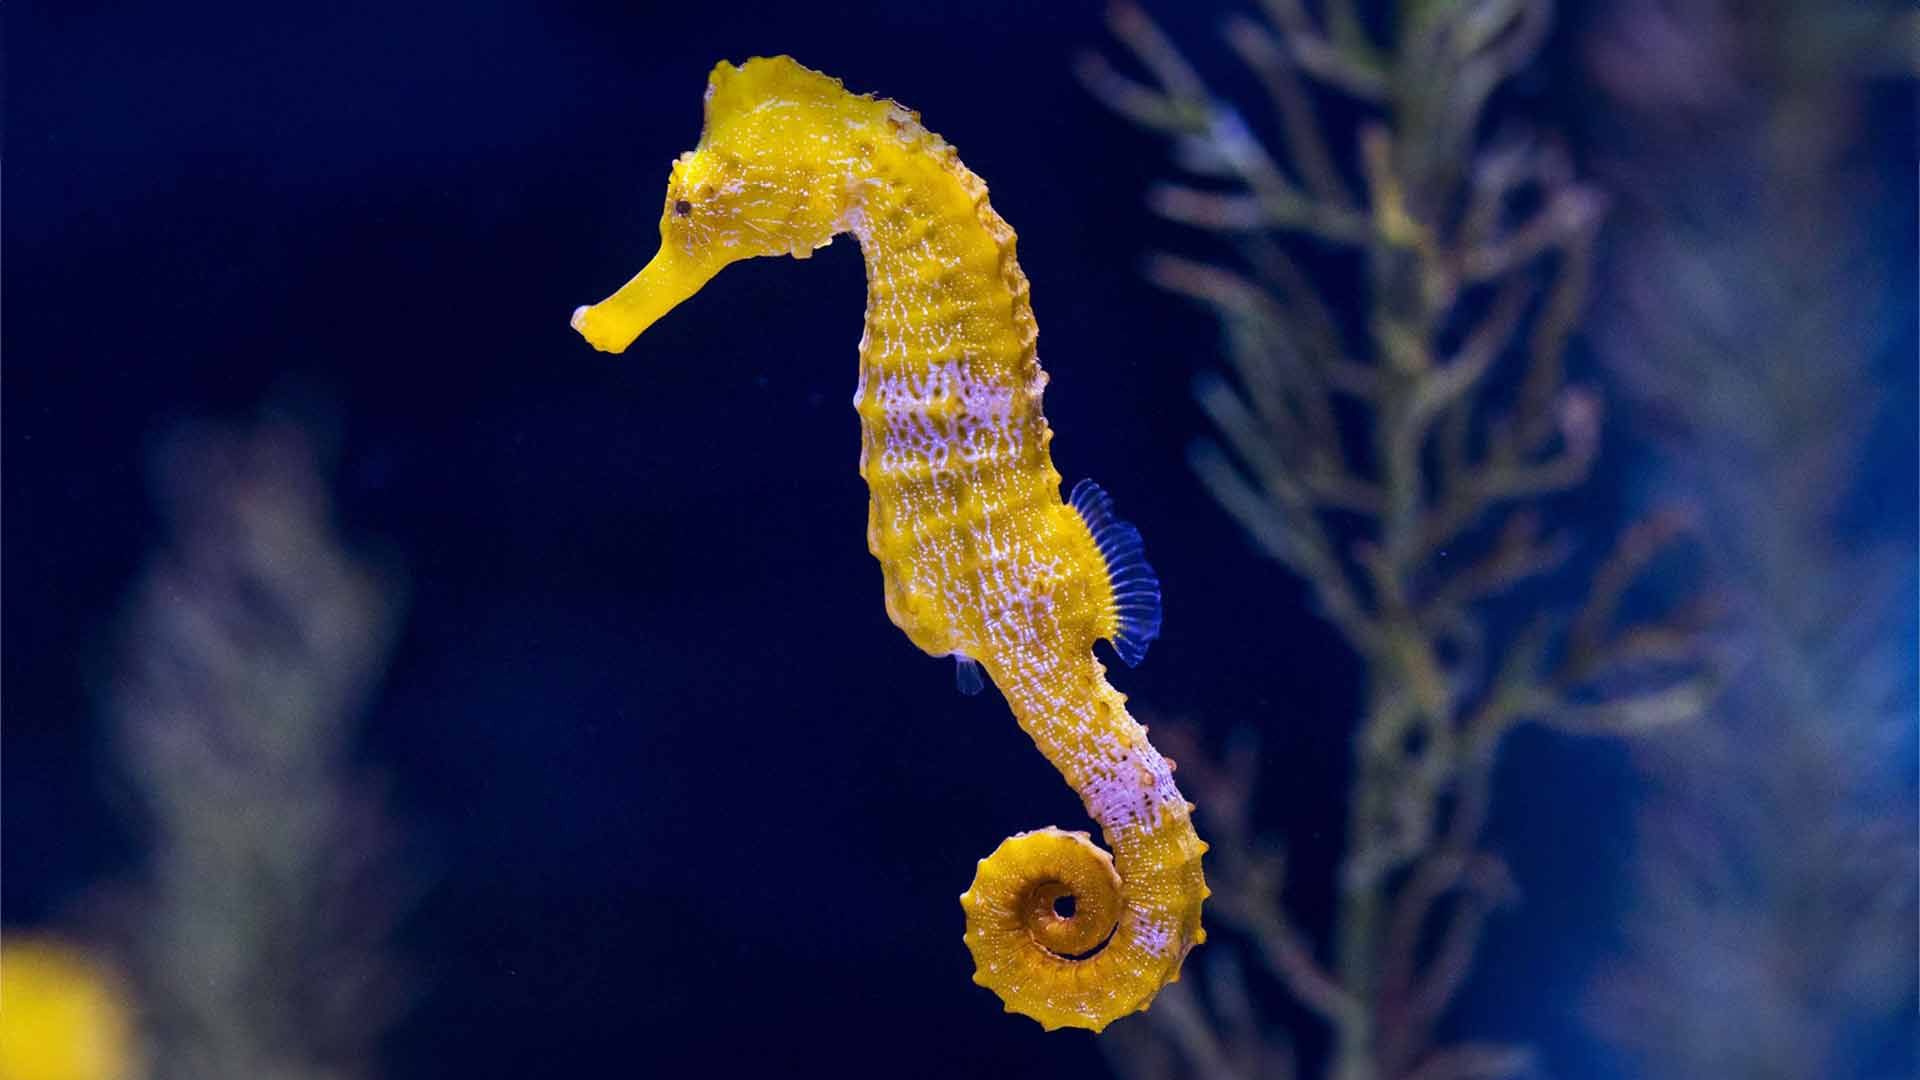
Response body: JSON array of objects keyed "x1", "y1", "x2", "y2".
[{"x1": 849, "y1": 142, "x2": 1056, "y2": 659}]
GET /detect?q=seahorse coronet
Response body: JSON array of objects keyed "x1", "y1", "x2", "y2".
[{"x1": 573, "y1": 54, "x2": 1207, "y2": 1031}]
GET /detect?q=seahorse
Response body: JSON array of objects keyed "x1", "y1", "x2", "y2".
[{"x1": 571, "y1": 56, "x2": 1206, "y2": 1032}]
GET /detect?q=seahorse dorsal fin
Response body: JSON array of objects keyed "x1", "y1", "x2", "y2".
[{"x1": 1069, "y1": 479, "x2": 1163, "y2": 667}]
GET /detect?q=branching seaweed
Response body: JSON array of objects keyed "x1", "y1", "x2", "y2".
[
  {"x1": 1080, "y1": 3, "x2": 1719, "y2": 1077},
  {"x1": 112, "y1": 414, "x2": 412, "y2": 1080},
  {"x1": 1582, "y1": 3, "x2": 1919, "y2": 1076}
]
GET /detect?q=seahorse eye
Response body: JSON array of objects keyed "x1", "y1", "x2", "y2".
[{"x1": 673, "y1": 199, "x2": 692, "y2": 217}]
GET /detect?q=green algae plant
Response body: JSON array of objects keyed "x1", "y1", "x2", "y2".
[
  {"x1": 1081, "y1": 3, "x2": 1720, "y2": 1077},
  {"x1": 111, "y1": 415, "x2": 411, "y2": 1080},
  {"x1": 1581, "y1": 3, "x2": 1919, "y2": 1076}
]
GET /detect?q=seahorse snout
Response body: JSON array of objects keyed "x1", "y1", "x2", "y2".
[{"x1": 572, "y1": 244, "x2": 721, "y2": 354}]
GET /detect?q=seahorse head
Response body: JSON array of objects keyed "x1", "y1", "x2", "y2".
[{"x1": 573, "y1": 56, "x2": 882, "y2": 353}]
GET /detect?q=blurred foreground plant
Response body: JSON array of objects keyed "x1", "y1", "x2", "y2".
[
  {"x1": 0, "y1": 936, "x2": 142, "y2": 1080},
  {"x1": 112, "y1": 415, "x2": 410, "y2": 1080},
  {"x1": 1581, "y1": 3, "x2": 1918, "y2": 1076},
  {"x1": 1080, "y1": 3, "x2": 1718, "y2": 1077}
]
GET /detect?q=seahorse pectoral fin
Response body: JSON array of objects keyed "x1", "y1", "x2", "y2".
[
  {"x1": 954, "y1": 656, "x2": 986, "y2": 696},
  {"x1": 571, "y1": 244, "x2": 723, "y2": 354}
]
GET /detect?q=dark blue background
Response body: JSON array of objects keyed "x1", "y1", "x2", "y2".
[{"x1": 6, "y1": 3, "x2": 1912, "y2": 1078}]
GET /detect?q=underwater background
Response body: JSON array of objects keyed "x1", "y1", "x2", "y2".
[{"x1": 6, "y1": 2, "x2": 1915, "y2": 1078}]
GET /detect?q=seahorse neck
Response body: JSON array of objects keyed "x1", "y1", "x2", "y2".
[{"x1": 840, "y1": 128, "x2": 1042, "y2": 383}]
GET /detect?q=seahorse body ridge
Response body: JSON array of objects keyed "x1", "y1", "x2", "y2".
[{"x1": 573, "y1": 55, "x2": 1207, "y2": 1031}]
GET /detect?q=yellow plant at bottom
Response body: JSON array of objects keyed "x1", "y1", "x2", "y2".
[{"x1": 0, "y1": 938, "x2": 138, "y2": 1080}]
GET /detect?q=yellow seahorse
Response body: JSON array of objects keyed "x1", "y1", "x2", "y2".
[{"x1": 572, "y1": 56, "x2": 1206, "y2": 1032}]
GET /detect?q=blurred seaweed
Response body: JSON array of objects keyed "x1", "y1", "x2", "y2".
[
  {"x1": 1079, "y1": 2, "x2": 1720, "y2": 1077},
  {"x1": 1580, "y1": 2, "x2": 1919, "y2": 1076},
  {"x1": 109, "y1": 412, "x2": 412, "y2": 1080}
]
